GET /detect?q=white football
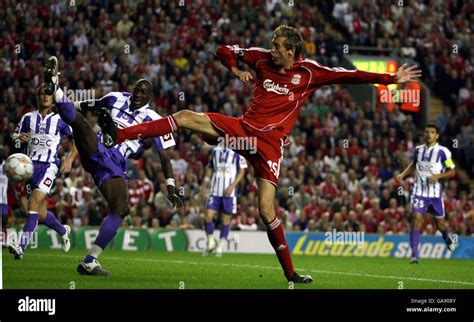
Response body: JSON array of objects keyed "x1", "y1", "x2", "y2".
[{"x1": 5, "y1": 153, "x2": 34, "y2": 182}]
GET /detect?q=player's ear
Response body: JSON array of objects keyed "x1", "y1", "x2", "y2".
[{"x1": 288, "y1": 47, "x2": 295, "y2": 58}]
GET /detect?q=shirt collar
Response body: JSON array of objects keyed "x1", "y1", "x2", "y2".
[{"x1": 130, "y1": 101, "x2": 150, "y2": 112}]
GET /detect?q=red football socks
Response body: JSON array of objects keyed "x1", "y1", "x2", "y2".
[
  {"x1": 266, "y1": 217, "x2": 295, "y2": 281},
  {"x1": 116, "y1": 115, "x2": 178, "y2": 143}
]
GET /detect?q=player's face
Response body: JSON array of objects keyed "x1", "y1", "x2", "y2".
[
  {"x1": 131, "y1": 82, "x2": 151, "y2": 109},
  {"x1": 424, "y1": 127, "x2": 439, "y2": 145},
  {"x1": 37, "y1": 87, "x2": 53, "y2": 110},
  {"x1": 271, "y1": 36, "x2": 294, "y2": 67}
]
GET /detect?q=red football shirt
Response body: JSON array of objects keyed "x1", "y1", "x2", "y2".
[{"x1": 216, "y1": 45, "x2": 396, "y2": 135}]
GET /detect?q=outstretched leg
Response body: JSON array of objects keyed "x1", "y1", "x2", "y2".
[
  {"x1": 77, "y1": 177, "x2": 129, "y2": 276},
  {"x1": 257, "y1": 179, "x2": 312, "y2": 283},
  {"x1": 44, "y1": 56, "x2": 99, "y2": 157},
  {"x1": 111, "y1": 110, "x2": 219, "y2": 146}
]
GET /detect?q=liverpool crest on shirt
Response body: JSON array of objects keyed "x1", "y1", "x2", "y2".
[{"x1": 291, "y1": 74, "x2": 301, "y2": 85}]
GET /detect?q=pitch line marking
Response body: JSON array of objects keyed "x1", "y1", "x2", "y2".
[{"x1": 26, "y1": 253, "x2": 474, "y2": 286}]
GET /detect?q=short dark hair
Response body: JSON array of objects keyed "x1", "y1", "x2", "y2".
[
  {"x1": 273, "y1": 25, "x2": 304, "y2": 58},
  {"x1": 425, "y1": 123, "x2": 439, "y2": 134}
]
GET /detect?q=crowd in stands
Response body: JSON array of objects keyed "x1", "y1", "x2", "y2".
[
  {"x1": 1, "y1": 0, "x2": 472, "y2": 237},
  {"x1": 329, "y1": 0, "x2": 474, "y2": 174}
]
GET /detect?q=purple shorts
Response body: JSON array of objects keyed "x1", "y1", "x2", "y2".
[
  {"x1": 1, "y1": 204, "x2": 8, "y2": 216},
  {"x1": 411, "y1": 195, "x2": 445, "y2": 218},
  {"x1": 206, "y1": 195, "x2": 237, "y2": 214},
  {"x1": 27, "y1": 161, "x2": 58, "y2": 196},
  {"x1": 81, "y1": 136, "x2": 128, "y2": 187}
]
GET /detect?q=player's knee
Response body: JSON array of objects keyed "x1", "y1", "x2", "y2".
[
  {"x1": 173, "y1": 110, "x2": 190, "y2": 127},
  {"x1": 109, "y1": 201, "x2": 129, "y2": 218},
  {"x1": 205, "y1": 213, "x2": 214, "y2": 222},
  {"x1": 258, "y1": 204, "x2": 274, "y2": 223},
  {"x1": 28, "y1": 200, "x2": 38, "y2": 212},
  {"x1": 412, "y1": 213, "x2": 422, "y2": 227},
  {"x1": 28, "y1": 195, "x2": 42, "y2": 212},
  {"x1": 222, "y1": 215, "x2": 231, "y2": 225},
  {"x1": 118, "y1": 205, "x2": 130, "y2": 218},
  {"x1": 174, "y1": 110, "x2": 201, "y2": 128}
]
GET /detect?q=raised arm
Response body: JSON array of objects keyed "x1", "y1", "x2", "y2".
[{"x1": 309, "y1": 61, "x2": 421, "y2": 87}]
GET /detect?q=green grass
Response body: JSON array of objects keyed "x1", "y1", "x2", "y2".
[{"x1": 2, "y1": 248, "x2": 474, "y2": 289}]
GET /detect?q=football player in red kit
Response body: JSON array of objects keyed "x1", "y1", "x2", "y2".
[{"x1": 102, "y1": 25, "x2": 421, "y2": 283}]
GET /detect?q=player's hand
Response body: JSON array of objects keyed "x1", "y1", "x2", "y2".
[
  {"x1": 428, "y1": 174, "x2": 440, "y2": 183},
  {"x1": 167, "y1": 193, "x2": 184, "y2": 209},
  {"x1": 232, "y1": 67, "x2": 253, "y2": 84},
  {"x1": 60, "y1": 159, "x2": 73, "y2": 174},
  {"x1": 395, "y1": 174, "x2": 404, "y2": 183},
  {"x1": 395, "y1": 63, "x2": 422, "y2": 83},
  {"x1": 18, "y1": 133, "x2": 29, "y2": 143},
  {"x1": 224, "y1": 186, "x2": 234, "y2": 197}
]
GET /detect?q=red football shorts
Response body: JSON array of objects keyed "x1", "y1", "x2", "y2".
[{"x1": 205, "y1": 113, "x2": 286, "y2": 187}]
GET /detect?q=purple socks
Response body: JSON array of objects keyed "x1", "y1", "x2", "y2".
[
  {"x1": 94, "y1": 214, "x2": 123, "y2": 249},
  {"x1": 84, "y1": 214, "x2": 122, "y2": 263},
  {"x1": 220, "y1": 224, "x2": 230, "y2": 240},
  {"x1": 19, "y1": 212, "x2": 39, "y2": 252},
  {"x1": 43, "y1": 211, "x2": 66, "y2": 236},
  {"x1": 410, "y1": 228, "x2": 420, "y2": 259},
  {"x1": 205, "y1": 221, "x2": 214, "y2": 235},
  {"x1": 55, "y1": 90, "x2": 77, "y2": 124},
  {"x1": 440, "y1": 229, "x2": 450, "y2": 244}
]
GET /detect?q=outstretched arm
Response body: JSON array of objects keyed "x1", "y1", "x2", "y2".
[
  {"x1": 394, "y1": 64, "x2": 422, "y2": 83},
  {"x1": 310, "y1": 61, "x2": 421, "y2": 86}
]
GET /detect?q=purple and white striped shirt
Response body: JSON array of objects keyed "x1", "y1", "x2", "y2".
[
  {"x1": 208, "y1": 146, "x2": 247, "y2": 197},
  {"x1": 15, "y1": 111, "x2": 72, "y2": 166},
  {"x1": 98, "y1": 92, "x2": 176, "y2": 159}
]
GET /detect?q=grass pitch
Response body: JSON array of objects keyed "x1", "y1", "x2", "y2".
[{"x1": 2, "y1": 248, "x2": 474, "y2": 289}]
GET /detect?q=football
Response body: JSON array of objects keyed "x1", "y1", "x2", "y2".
[{"x1": 5, "y1": 153, "x2": 34, "y2": 182}]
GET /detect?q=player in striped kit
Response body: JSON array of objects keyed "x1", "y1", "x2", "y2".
[
  {"x1": 397, "y1": 124, "x2": 457, "y2": 264},
  {"x1": 44, "y1": 56, "x2": 183, "y2": 275},
  {"x1": 202, "y1": 146, "x2": 247, "y2": 257},
  {"x1": 8, "y1": 85, "x2": 76, "y2": 259}
]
